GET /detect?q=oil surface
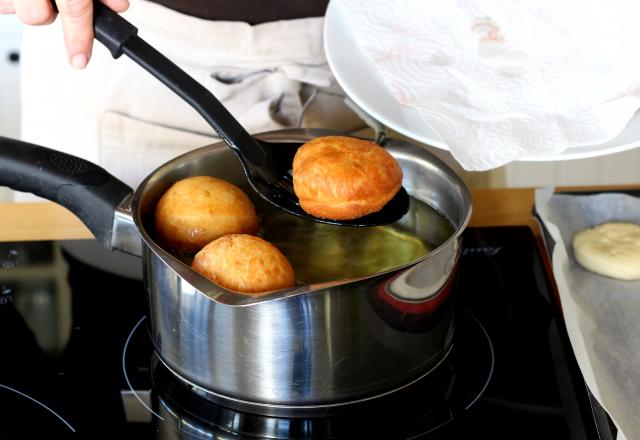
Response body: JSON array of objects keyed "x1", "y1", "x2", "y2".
[{"x1": 260, "y1": 197, "x2": 454, "y2": 285}]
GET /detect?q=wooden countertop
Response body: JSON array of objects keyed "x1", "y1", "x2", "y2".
[
  {"x1": 0, "y1": 202, "x2": 94, "y2": 242},
  {"x1": 0, "y1": 186, "x2": 634, "y2": 242}
]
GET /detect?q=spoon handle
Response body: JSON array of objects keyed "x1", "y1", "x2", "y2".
[{"x1": 84, "y1": 1, "x2": 274, "y2": 179}]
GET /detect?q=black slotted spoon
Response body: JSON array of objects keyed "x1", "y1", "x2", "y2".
[{"x1": 86, "y1": 2, "x2": 411, "y2": 226}]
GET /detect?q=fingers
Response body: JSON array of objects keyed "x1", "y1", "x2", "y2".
[
  {"x1": 12, "y1": 0, "x2": 56, "y2": 25},
  {"x1": 102, "y1": 0, "x2": 129, "y2": 13},
  {"x1": 0, "y1": 0, "x2": 16, "y2": 15},
  {"x1": 57, "y1": 0, "x2": 129, "y2": 69},
  {"x1": 56, "y1": 0, "x2": 95, "y2": 69},
  {"x1": 2, "y1": 0, "x2": 130, "y2": 69}
]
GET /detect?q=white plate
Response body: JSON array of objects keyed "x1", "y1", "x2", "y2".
[{"x1": 324, "y1": 1, "x2": 640, "y2": 162}]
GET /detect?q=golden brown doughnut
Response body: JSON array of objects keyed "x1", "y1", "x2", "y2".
[
  {"x1": 155, "y1": 176, "x2": 259, "y2": 253},
  {"x1": 292, "y1": 136, "x2": 403, "y2": 220},
  {"x1": 192, "y1": 234, "x2": 295, "y2": 295}
]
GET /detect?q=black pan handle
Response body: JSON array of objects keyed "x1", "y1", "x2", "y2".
[{"x1": 0, "y1": 137, "x2": 133, "y2": 249}]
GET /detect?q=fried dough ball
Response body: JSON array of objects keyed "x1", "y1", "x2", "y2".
[
  {"x1": 155, "y1": 176, "x2": 259, "y2": 253},
  {"x1": 292, "y1": 136, "x2": 403, "y2": 220},
  {"x1": 192, "y1": 234, "x2": 295, "y2": 295}
]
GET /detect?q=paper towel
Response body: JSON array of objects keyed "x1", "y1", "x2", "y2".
[
  {"x1": 535, "y1": 188, "x2": 640, "y2": 440},
  {"x1": 339, "y1": 0, "x2": 640, "y2": 170}
]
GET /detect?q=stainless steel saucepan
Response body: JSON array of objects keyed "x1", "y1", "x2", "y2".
[{"x1": 0, "y1": 128, "x2": 471, "y2": 415}]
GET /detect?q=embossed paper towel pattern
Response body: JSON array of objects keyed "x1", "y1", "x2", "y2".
[{"x1": 340, "y1": 0, "x2": 640, "y2": 170}]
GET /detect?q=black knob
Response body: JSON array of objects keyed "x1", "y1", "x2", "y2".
[{"x1": 8, "y1": 51, "x2": 19, "y2": 63}]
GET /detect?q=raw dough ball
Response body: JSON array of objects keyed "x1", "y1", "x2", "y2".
[
  {"x1": 192, "y1": 234, "x2": 295, "y2": 295},
  {"x1": 292, "y1": 136, "x2": 403, "y2": 220},
  {"x1": 155, "y1": 176, "x2": 259, "y2": 253},
  {"x1": 573, "y1": 222, "x2": 640, "y2": 280}
]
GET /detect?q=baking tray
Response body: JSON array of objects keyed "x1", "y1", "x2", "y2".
[{"x1": 532, "y1": 188, "x2": 640, "y2": 440}]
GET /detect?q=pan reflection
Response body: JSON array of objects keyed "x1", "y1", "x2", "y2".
[
  {"x1": 0, "y1": 242, "x2": 72, "y2": 356},
  {"x1": 150, "y1": 353, "x2": 455, "y2": 440}
]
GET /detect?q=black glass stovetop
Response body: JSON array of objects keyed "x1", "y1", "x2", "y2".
[{"x1": 0, "y1": 227, "x2": 615, "y2": 439}]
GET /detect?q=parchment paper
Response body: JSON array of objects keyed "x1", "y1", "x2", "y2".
[{"x1": 535, "y1": 187, "x2": 640, "y2": 440}]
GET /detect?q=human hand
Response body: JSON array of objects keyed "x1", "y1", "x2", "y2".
[{"x1": 0, "y1": 0, "x2": 129, "y2": 69}]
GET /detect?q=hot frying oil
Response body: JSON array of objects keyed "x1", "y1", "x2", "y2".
[{"x1": 260, "y1": 197, "x2": 454, "y2": 285}]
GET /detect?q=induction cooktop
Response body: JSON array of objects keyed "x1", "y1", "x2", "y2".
[{"x1": 0, "y1": 227, "x2": 615, "y2": 439}]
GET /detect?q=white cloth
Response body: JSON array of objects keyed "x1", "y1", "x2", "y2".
[
  {"x1": 18, "y1": 0, "x2": 360, "y2": 196},
  {"x1": 340, "y1": 0, "x2": 640, "y2": 170}
]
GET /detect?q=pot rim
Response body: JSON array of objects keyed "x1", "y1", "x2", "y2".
[{"x1": 132, "y1": 128, "x2": 472, "y2": 306}]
